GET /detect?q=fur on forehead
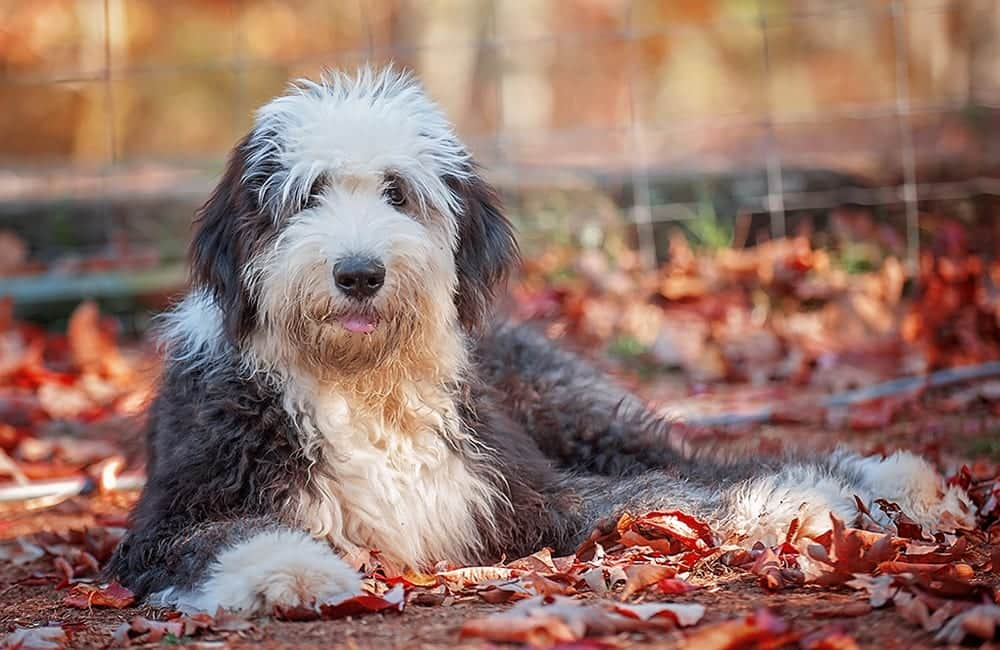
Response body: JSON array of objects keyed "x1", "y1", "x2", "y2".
[{"x1": 245, "y1": 66, "x2": 471, "y2": 222}]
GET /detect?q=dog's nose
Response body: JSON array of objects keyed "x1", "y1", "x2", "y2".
[{"x1": 333, "y1": 257, "x2": 386, "y2": 299}]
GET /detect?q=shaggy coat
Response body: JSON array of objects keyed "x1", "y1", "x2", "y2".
[{"x1": 107, "y1": 69, "x2": 975, "y2": 614}]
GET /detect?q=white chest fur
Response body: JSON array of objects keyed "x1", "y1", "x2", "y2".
[{"x1": 293, "y1": 389, "x2": 498, "y2": 571}]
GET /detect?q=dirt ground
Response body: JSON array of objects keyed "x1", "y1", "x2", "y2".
[{"x1": 2, "y1": 407, "x2": 998, "y2": 650}]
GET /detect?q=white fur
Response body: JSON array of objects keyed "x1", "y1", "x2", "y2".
[
  {"x1": 244, "y1": 180, "x2": 459, "y2": 377},
  {"x1": 293, "y1": 385, "x2": 503, "y2": 572},
  {"x1": 247, "y1": 67, "x2": 470, "y2": 223},
  {"x1": 151, "y1": 529, "x2": 362, "y2": 614},
  {"x1": 236, "y1": 68, "x2": 504, "y2": 571},
  {"x1": 160, "y1": 67, "x2": 502, "y2": 576},
  {"x1": 236, "y1": 67, "x2": 468, "y2": 382},
  {"x1": 835, "y1": 449, "x2": 977, "y2": 533},
  {"x1": 156, "y1": 289, "x2": 225, "y2": 366},
  {"x1": 724, "y1": 450, "x2": 976, "y2": 545},
  {"x1": 722, "y1": 463, "x2": 862, "y2": 545}
]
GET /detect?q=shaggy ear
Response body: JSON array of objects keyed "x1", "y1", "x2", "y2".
[
  {"x1": 189, "y1": 135, "x2": 272, "y2": 345},
  {"x1": 448, "y1": 172, "x2": 520, "y2": 333}
]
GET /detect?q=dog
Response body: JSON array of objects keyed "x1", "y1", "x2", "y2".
[{"x1": 106, "y1": 67, "x2": 976, "y2": 615}]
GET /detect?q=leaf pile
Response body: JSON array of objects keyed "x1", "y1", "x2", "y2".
[
  {"x1": 514, "y1": 233, "x2": 1000, "y2": 431},
  {"x1": 272, "y1": 583, "x2": 406, "y2": 622},
  {"x1": 1, "y1": 525, "x2": 125, "y2": 588},
  {"x1": 0, "y1": 299, "x2": 153, "y2": 488},
  {"x1": 110, "y1": 610, "x2": 256, "y2": 647},
  {"x1": 1, "y1": 230, "x2": 1000, "y2": 647},
  {"x1": 353, "y1": 483, "x2": 1000, "y2": 648}
]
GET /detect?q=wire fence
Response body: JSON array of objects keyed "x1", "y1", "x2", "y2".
[{"x1": 1, "y1": 0, "x2": 999, "y2": 296}]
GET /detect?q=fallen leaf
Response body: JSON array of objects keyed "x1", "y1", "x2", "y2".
[
  {"x1": 3, "y1": 626, "x2": 68, "y2": 650},
  {"x1": 111, "y1": 613, "x2": 214, "y2": 646},
  {"x1": 437, "y1": 566, "x2": 518, "y2": 591},
  {"x1": 657, "y1": 577, "x2": 700, "y2": 594},
  {"x1": 934, "y1": 603, "x2": 1000, "y2": 644},
  {"x1": 319, "y1": 584, "x2": 405, "y2": 619},
  {"x1": 612, "y1": 601, "x2": 705, "y2": 627},
  {"x1": 461, "y1": 612, "x2": 576, "y2": 646},
  {"x1": 751, "y1": 546, "x2": 784, "y2": 590},
  {"x1": 0, "y1": 538, "x2": 45, "y2": 565},
  {"x1": 620, "y1": 564, "x2": 676, "y2": 600},
  {"x1": 272, "y1": 605, "x2": 320, "y2": 622},
  {"x1": 461, "y1": 595, "x2": 701, "y2": 647},
  {"x1": 682, "y1": 609, "x2": 794, "y2": 650},
  {"x1": 508, "y1": 547, "x2": 559, "y2": 573},
  {"x1": 845, "y1": 574, "x2": 898, "y2": 608},
  {"x1": 62, "y1": 581, "x2": 135, "y2": 609},
  {"x1": 522, "y1": 571, "x2": 574, "y2": 598},
  {"x1": 476, "y1": 578, "x2": 532, "y2": 603},
  {"x1": 801, "y1": 625, "x2": 860, "y2": 650},
  {"x1": 631, "y1": 511, "x2": 716, "y2": 552}
]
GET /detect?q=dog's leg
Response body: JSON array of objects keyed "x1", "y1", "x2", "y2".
[
  {"x1": 107, "y1": 517, "x2": 361, "y2": 615},
  {"x1": 550, "y1": 450, "x2": 976, "y2": 550},
  {"x1": 105, "y1": 358, "x2": 363, "y2": 615},
  {"x1": 827, "y1": 448, "x2": 977, "y2": 533},
  {"x1": 155, "y1": 527, "x2": 361, "y2": 614}
]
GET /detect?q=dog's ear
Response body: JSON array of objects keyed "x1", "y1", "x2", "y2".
[
  {"x1": 448, "y1": 171, "x2": 520, "y2": 333},
  {"x1": 190, "y1": 135, "x2": 272, "y2": 345}
]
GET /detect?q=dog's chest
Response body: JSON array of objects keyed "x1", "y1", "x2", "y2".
[{"x1": 295, "y1": 391, "x2": 496, "y2": 570}]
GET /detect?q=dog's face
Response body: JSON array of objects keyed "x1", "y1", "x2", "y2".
[{"x1": 189, "y1": 69, "x2": 517, "y2": 374}]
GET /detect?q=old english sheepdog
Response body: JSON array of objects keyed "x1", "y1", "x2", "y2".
[{"x1": 107, "y1": 67, "x2": 975, "y2": 614}]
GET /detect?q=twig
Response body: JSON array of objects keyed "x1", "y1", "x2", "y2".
[
  {"x1": 683, "y1": 360, "x2": 1000, "y2": 427},
  {"x1": 0, "y1": 448, "x2": 29, "y2": 484},
  {"x1": 0, "y1": 473, "x2": 145, "y2": 503}
]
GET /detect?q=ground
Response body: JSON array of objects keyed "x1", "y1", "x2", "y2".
[
  {"x1": 3, "y1": 235, "x2": 1000, "y2": 648},
  {"x1": 2, "y1": 403, "x2": 998, "y2": 649}
]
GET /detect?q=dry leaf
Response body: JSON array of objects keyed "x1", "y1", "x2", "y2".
[
  {"x1": 462, "y1": 595, "x2": 703, "y2": 647},
  {"x1": 3, "y1": 626, "x2": 68, "y2": 650},
  {"x1": 319, "y1": 584, "x2": 405, "y2": 619},
  {"x1": 620, "y1": 564, "x2": 676, "y2": 600},
  {"x1": 934, "y1": 604, "x2": 1000, "y2": 644},
  {"x1": 62, "y1": 581, "x2": 135, "y2": 609},
  {"x1": 612, "y1": 601, "x2": 705, "y2": 627},
  {"x1": 437, "y1": 566, "x2": 518, "y2": 591},
  {"x1": 682, "y1": 609, "x2": 793, "y2": 650}
]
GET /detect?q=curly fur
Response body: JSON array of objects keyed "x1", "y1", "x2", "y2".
[{"x1": 106, "y1": 67, "x2": 976, "y2": 615}]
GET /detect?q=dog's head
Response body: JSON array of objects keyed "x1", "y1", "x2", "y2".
[{"x1": 189, "y1": 68, "x2": 517, "y2": 375}]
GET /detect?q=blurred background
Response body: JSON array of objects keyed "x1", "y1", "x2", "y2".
[
  {"x1": 2, "y1": 0, "x2": 1000, "y2": 400},
  {"x1": 6, "y1": 4, "x2": 1000, "y2": 638}
]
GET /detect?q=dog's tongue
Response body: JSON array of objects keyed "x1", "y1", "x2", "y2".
[{"x1": 339, "y1": 315, "x2": 376, "y2": 334}]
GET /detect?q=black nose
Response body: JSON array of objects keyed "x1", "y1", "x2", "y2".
[{"x1": 333, "y1": 257, "x2": 386, "y2": 299}]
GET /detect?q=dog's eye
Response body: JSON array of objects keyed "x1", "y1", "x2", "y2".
[{"x1": 383, "y1": 175, "x2": 406, "y2": 208}]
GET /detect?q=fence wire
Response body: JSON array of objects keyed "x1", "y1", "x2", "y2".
[{"x1": 1, "y1": 0, "x2": 999, "y2": 277}]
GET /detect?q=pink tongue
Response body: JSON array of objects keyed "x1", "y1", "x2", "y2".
[{"x1": 340, "y1": 316, "x2": 376, "y2": 333}]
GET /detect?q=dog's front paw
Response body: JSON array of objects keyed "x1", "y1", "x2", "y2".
[
  {"x1": 159, "y1": 529, "x2": 362, "y2": 615},
  {"x1": 853, "y1": 451, "x2": 977, "y2": 534}
]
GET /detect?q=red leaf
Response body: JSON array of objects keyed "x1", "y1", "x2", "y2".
[
  {"x1": 751, "y1": 547, "x2": 785, "y2": 591},
  {"x1": 4, "y1": 625, "x2": 68, "y2": 650},
  {"x1": 683, "y1": 608, "x2": 795, "y2": 650},
  {"x1": 657, "y1": 577, "x2": 700, "y2": 594},
  {"x1": 62, "y1": 581, "x2": 134, "y2": 609},
  {"x1": 947, "y1": 465, "x2": 973, "y2": 490},
  {"x1": 272, "y1": 605, "x2": 320, "y2": 622},
  {"x1": 111, "y1": 614, "x2": 215, "y2": 646},
  {"x1": 620, "y1": 564, "x2": 676, "y2": 600},
  {"x1": 319, "y1": 584, "x2": 405, "y2": 619}
]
